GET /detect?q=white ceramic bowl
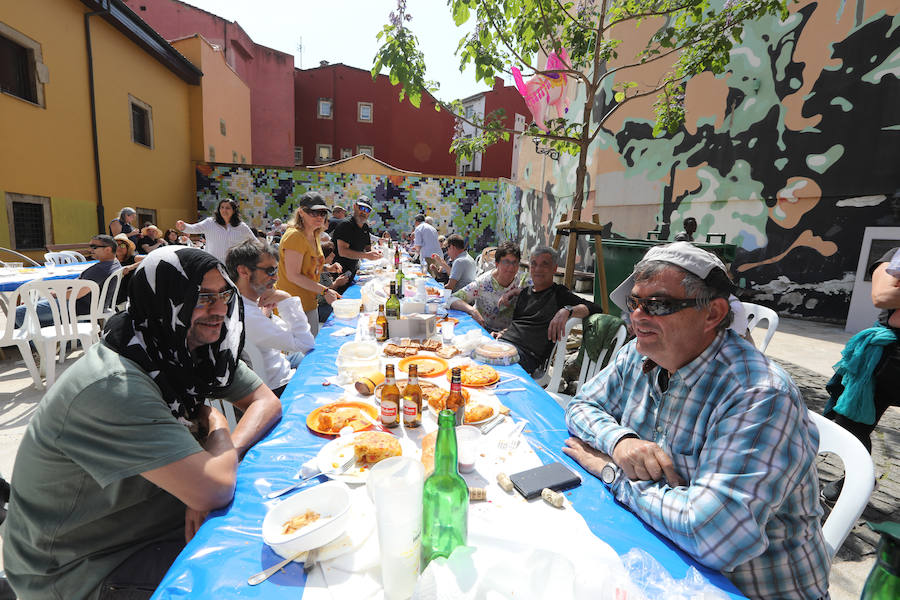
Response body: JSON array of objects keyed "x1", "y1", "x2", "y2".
[
  {"x1": 332, "y1": 298, "x2": 362, "y2": 320},
  {"x1": 263, "y1": 481, "x2": 352, "y2": 557}
]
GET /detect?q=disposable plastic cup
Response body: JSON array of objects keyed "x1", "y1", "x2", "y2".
[
  {"x1": 367, "y1": 457, "x2": 425, "y2": 599},
  {"x1": 455, "y1": 425, "x2": 481, "y2": 473},
  {"x1": 441, "y1": 321, "x2": 455, "y2": 344}
]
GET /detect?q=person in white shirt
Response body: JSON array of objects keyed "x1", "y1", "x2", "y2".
[
  {"x1": 177, "y1": 198, "x2": 256, "y2": 262},
  {"x1": 412, "y1": 213, "x2": 442, "y2": 268},
  {"x1": 226, "y1": 239, "x2": 315, "y2": 397},
  {"x1": 429, "y1": 234, "x2": 477, "y2": 292}
]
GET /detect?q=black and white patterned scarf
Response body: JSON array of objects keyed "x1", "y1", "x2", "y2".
[{"x1": 103, "y1": 246, "x2": 244, "y2": 429}]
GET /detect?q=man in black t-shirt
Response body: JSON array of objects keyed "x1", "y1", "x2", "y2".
[
  {"x1": 495, "y1": 245, "x2": 602, "y2": 377},
  {"x1": 332, "y1": 198, "x2": 381, "y2": 275}
]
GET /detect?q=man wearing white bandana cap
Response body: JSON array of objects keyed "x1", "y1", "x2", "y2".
[
  {"x1": 563, "y1": 242, "x2": 829, "y2": 599},
  {"x1": 2, "y1": 246, "x2": 281, "y2": 600}
]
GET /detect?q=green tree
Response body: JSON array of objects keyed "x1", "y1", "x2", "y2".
[{"x1": 373, "y1": 0, "x2": 791, "y2": 218}]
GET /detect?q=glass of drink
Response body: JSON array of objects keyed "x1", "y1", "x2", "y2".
[
  {"x1": 455, "y1": 425, "x2": 481, "y2": 473},
  {"x1": 441, "y1": 321, "x2": 455, "y2": 344},
  {"x1": 367, "y1": 457, "x2": 424, "y2": 600}
]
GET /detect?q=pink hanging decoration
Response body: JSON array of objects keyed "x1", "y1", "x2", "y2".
[{"x1": 511, "y1": 48, "x2": 571, "y2": 131}]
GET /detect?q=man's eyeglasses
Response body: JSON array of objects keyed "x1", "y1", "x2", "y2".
[
  {"x1": 625, "y1": 295, "x2": 704, "y2": 317},
  {"x1": 89, "y1": 243, "x2": 108, "y2": 249},
  {"x1": 305, "y1": 209, "x2": 329, "y2": 218},
  {"x1": 498, "y1": 258, "x2": 519, "y2": 267},
  {"x1": 252, "y1": 265, "x2": 278, "y2": 276},
  {"x1": 357, "y1": 204, "x2": 372, "y2": 214},
  {"x1": 196, "y1": 289, "x2": 235, "y2": 307}
]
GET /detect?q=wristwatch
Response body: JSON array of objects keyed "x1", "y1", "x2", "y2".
[
  {"x1": 563, "y1": 305, "x2": 574, "y2": 317},
  {"x1": 600, "y1": 463, "x2": 619, "y2": 485}
]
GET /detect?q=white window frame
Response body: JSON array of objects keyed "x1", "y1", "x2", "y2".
[
  {"x1": 209, "y1": 145, "x2": 216, "y2": 161},
  {"x1": 340, "y1": 148, "x2": 352, "y2": 159},
  {"x1": 316, "y1": 144, "x2": 333, "y2": 162},
  {"x1": 357, "y1": 145, "x2": 374, "y2": 158},
  {"x1": 357, "y1": 102, "x2": 373, "y2": 122},
  {"x1": 0, "y1": 22, "x2": 47, "y2": 107},
  {"x1": 294, "y1": 146, "x2": 303, "y2": 165},
  {"x1": 5, "y1": 192, "x2": 52, "y2": 250},
  {"x1": 220, "y1": 118, "x2": 227, "y2": 136},
  {"x1": 129, "y1": 94, "x2": 154, "y2": 148},
  {"x1": 317, "y1": 98, "x2": 333, "y2": 119}
]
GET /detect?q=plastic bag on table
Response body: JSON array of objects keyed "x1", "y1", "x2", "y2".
[{"x1": 621, "y1": 548, "x2": 729, "y2": 600}]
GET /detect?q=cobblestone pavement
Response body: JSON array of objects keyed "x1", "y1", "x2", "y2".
[{"x1": 775, "y1": 358, "x2": 900, "y2": 563}]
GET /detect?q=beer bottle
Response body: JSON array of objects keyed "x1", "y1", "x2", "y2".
[
  {"x1": 861, "y1": 521, "x2": 900, "y2": 600},
  {"x1": 386, "y1": 281, "x2": 401, "y2": 318},
  {"x1": 402, "y1": 364, "x2": 422, "y2": 428},
  {"x1": 421, "y1": 409, "x2": 468, "y2": 567},
  {"x1": 394, "y1": 244, "x2": 401, "y2": 270},
  {"x1": 445, "y1": 367, "x2": 466, "y2": 426},
  {"x1": 380, "y1": 364, "x2": 400, "y2": 429},
  {"x1": 375, "y1": 304, "x2": 389, "y2": 342}
]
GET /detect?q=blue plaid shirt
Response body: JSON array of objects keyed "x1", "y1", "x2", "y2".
[{"x1": 566, "y1": 330, "x2": 829, "y2": 599}]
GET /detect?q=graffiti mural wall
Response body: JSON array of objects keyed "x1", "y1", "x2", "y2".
[
  {"x1": 511, "y1": 0, "x2": 900, "y2": 322},
  {"x1": 195, "y1": 164, "x2": 499, "y2": 250}
]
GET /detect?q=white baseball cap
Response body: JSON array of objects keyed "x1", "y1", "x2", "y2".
[{"x1": 609, "y1": 242, "x2": 733, "y2": 312}]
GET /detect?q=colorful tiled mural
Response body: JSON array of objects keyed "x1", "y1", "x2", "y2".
[
  {"x1": 195, "y1": 164, "x2": 500, "y2": 251},
  {"x1": 506, "y1": 0, "x2": 900, "y2": 322}
]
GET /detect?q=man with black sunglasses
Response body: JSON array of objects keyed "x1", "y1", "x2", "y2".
[
  {"x1": 13, "y1": 234, "x2": 120, "y2": 329},
  {"x1": 563, "y1": 242, "x2": 828, "y2": 600},
  {"x1": 227, "y1": 239, "x2": 315, "y2": 397}
]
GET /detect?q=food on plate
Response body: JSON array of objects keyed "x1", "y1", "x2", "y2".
[
  {"x1": 421, "y1": 430, "x2": 437, "y2": 475},
  {"x1": 383, "y1": 343, "x2": 416, "y2": 358},
  {"x1": 465, "y1": 404, "x2": 494, "y2": 423},
  {"x1": 435, "y1": 345, "x2": 459, "y2": 359},
  {"x1": 423, "y1": 386, "x2": 470, "y2": 412},
  {"x1": 473, "y1": 341, "x2": 519, "y2": 366},
  {"x1": 282, "y1": 509, "x2": 321, "y2": 535},
  {"x1": 397, "y1": 355, "x2": 448, "y2": 377},
  {"x1": 450, "y1": 364, "x2": 500, "y2": 386},
  {"x1": 316, "y1": 406, "x2": 370, "y2": 433},
  {"x1": 419, "y1": 339, "x2": 442, "y2": 352},
  {"x1": 425, "y1": 389, "x2": 492, "y2": 423},
  {"x1": 353, "y1": 431, "x2": 402, "y2": 464}
]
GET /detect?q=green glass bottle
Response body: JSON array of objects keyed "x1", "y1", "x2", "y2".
[
  {"x1": 396, "y1": 266, "x2": 405, "y2": 299},
  {"x1": 861, "y1": 521, "x2": 900, "y2": 600},
  {"x1": 385, "y1": 281, "x2": 401, "y2": 318},
  {"x1": 421, "y1": 410, "x2": 468, "y2": 567}
]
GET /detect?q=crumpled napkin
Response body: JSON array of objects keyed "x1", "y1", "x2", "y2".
[{"x1": 331, "y1": 326, "x2": 357, "y2": 337}]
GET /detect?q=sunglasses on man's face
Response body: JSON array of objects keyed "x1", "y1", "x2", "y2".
[
  {"x1": 252, "y1": 265, "x2": 278, "y2": 276},
  {"x1": 625, "y1": 295, "x2": 704, "y2": 317},
  {"x1": 196, "y1": 289, "x2": 235, "y2": 307},
  {"x1": 89, "y1": 243, "x2": 108, "y2": 249}
]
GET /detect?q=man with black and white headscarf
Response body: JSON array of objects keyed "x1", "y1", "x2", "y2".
[{"x1": 2, "y1": 246, "x2": 281, "y2": 600}]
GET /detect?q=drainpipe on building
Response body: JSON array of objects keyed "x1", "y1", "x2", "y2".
[{"x1": 85, "y1": 4, "x2": 110, "y2": 236}]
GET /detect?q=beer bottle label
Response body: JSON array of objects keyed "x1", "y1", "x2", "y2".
[
  {"x1": 381, "y1": 402, "x2": 398, "y2": 422},
  {"x1": 375, "y1": 324, "x2": 384, "y2": 338},
  {"x1": 403, "y1": 402, "x2": 418, "y2": 417}
]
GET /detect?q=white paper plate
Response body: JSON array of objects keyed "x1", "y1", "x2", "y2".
[{"x1": 316, "y1": 432, "x2": 418, "y2": 484}]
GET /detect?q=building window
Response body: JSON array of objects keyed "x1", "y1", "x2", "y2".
[
  {"x1": 241, "y1": 155, "x2": 246, "y2": 164},
  {"x1": 6, "y1": 193, "x2": 52, "y2": 250},
  {"x1": 316, "y1": 144, "x2": 332, "y2": 162},
  {"x1": 340, "y1": 148, "x2": 352, "y2": 159},
  {"x1": 136, "y1": 207, "x2": 156, "y2": 229},
  {"x1": 357, "y1": 145, "x2": 374, "y2": 157},
  {"x1": 220, "y1": 118, "x2": 226, "y2": 136},
  {"x1": 294, "y1": 146, "x2": 303, "y2": 165},
  {"x1": 209, "y1": 146, "x2": 216, "y2": 161},
  {"x1": 129, "y1": 94, "x2": 153, "y2": 148},
  {"x1": 465, "y1": 105, "x2": 473, "y2": 119},
  {"x1": 317, "y1": 98, "x2": 332, "y2": 119},
  {"x1": 358, "y1": 102, "x2": 373, "y2": 122},
  {"x1": 0, "y1": 23, "x2": 47, "y2": 107},
  {"x1": 232, "y1": 150, "x2": 238, "y2": 163}
]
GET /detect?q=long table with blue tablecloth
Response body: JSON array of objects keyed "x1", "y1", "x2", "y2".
[{"x1": 152, "y1": 281, "x2": 744, "y2": 598}]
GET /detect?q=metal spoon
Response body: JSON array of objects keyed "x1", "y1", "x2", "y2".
[{"x1": 248, "y1": 548, "x2": 309, "y2": 585}]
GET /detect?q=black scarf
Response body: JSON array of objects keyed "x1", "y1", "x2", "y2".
[{"x1": 103, "y1": 246, "x2": 244, "y2": 428}]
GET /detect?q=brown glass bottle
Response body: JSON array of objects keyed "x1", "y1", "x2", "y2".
[
  {"x1": 375, "y1": 304, "x2": 389, "y2": 342},
  {"x1": 394, "y1": 244, "x2": 401, "y2": 270},
  {"x1": 445, "y1": 367, "x2": 466, "y2": 425},
  {"x1": 380, "y1": 364, "x2": 400, "y2": 428},
  {"x1": 402, "y1": 364, "x2": 422, "y2": 428}
]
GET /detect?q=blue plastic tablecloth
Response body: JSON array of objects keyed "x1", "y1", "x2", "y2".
[
  {"x1": 152, "y1": 283, "x2": 744, "y2": 599},
  {"x1": 0, "y1": 262, "x2": 96, "y2": 292}
]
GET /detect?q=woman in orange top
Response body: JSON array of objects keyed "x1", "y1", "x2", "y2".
[{"x1": 277, "y1": 192, "x2": 343, "y2": 334}]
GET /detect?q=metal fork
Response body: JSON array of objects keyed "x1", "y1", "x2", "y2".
[
  {"x1": 266, "y1": 455, "x2": 356, "y2": 499},
  {"x1": 497, "y1": 419, "x2": 527, "y2": 450}
]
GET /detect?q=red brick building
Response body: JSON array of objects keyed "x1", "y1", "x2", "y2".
[
  {"x1": 123, "y1": 0, "x2": 295, "y2": 167},
  {"x1": 457, "y1": 77, "x2": 529, "y2": 178},
  {"x1": 294, "y1": 62, "x2": 457, "y2": 176}
]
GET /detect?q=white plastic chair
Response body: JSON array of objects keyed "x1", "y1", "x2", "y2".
[
  {"x1": 60, "y1": 250, "x2": 87, "y2": 263},
  {"x1": 93, "y1": 267, "x2": 124, "y2": 325},
  {"x1": 549, "y1": 323, "x2": 628, "y2": 409},
  {"x1": 540, "y1": 317, "x2": 581, "y2": 391},
  {"x1": 44, "y1": 252, "x2": 75, "y2": 265},
  {"x1": 0, "y1": 288, "x2": 43, "y2": 389},
  {"x1": 20, "y1": 279, "x2": 102, "y2": 388},
  {"x1": 741, "y1": 301, "x2": 779, "y2": 353},
  {"x1": 808, "y1": 411, "x2": 875, "y2": 558}
]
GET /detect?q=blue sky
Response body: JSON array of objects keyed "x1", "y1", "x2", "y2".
[{"x1": 178, "y1": 0, "x2": 493, "y2": 102}]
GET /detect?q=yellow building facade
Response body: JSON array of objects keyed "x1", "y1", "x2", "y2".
[
  {"x1": 171, "y1": 34, "x2": 252, "y2": 165},
  {"x1": 0, "y1": 0, "x2": 200, "y2": 260}
]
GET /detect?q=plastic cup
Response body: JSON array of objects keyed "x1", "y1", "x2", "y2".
[
  {"x1": 455, "y1": 425, "x2": 481, "y2": 473},
  {"x1": 441, "y1": 321, "x2": 455, "y2": 343},
  {"x1": 367, "y1": 457, "x2": 425, "y2": 599}
]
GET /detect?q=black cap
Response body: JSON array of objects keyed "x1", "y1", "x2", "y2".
[{"x1": 299, "y1": 192, "x2": 330, "y2": 212}]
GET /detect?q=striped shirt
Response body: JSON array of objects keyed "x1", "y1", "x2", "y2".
[
  {"x1": 566, "y1": 330, "x2": 829, "y2": 599},
  {"x1": 180, "y1": 217, "x2": 255, "y2": 263}
]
